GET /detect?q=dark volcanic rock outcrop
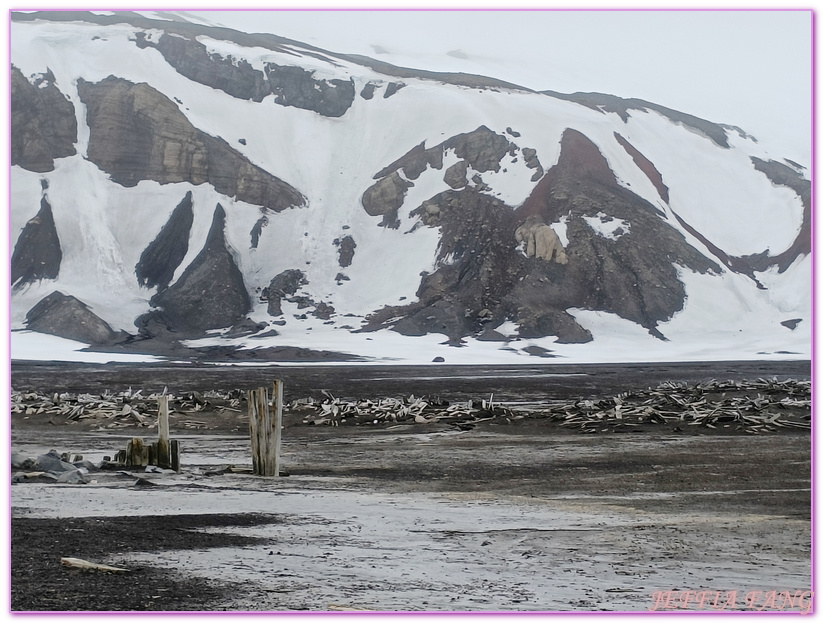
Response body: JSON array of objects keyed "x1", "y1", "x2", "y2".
[
  {"x1": 365, "y1": 128, "x2": 720, "y2": 343},
  {"x1": 26, "y1": 291, "x2": 123, "y2": 345},
  {"x1": 10, "y1": 66, "x2": 77, "y2": 172},
  {"x1": 362, "y1": 126, "x2": 529, "y2": 228},
  {"x1": 444, "y1": 126, "x2": 514, "y2": 173},
  {"x1": 334, "y1": 235, "x2": 357, "y2": 268},
  {"x1": 374, "y1": 141, "x2": 444, "y2": 181},
  {"x1": 136, "y1": 32, "x2": 270, "y2": 101},
  {"x1": 361, "y1": 172, "x2": 412, "y2": 228},
  {"x1": 135, "y1": 191, "x2": 194, "y2": 291},
  {"x1": 264, "y1": 269, "x2": 308, "y2": 316},
  {"x1": 515, "y1": 129, "x2": 719, "y2": 337},
  {"x1": 76, "y1": 76, "x2": 305, "y2": 211},
  {"x1": 266, "y1": 63, "x2": 355, "y2": 117},
  {"x1": 135, "y1": 32, "x2": 355, "y2": 116},
  {"x1": 11, "y1": 196, "x2": 62, "y2": 288},
  {"x1": 150, "y1": 204, "x2": 251, "y2": 332}
]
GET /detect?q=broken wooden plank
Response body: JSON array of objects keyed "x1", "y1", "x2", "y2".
[{"x1": 60, "y1": 557, "x2": 128, "y2": 573}]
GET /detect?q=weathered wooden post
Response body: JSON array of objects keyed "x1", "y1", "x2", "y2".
[
  {"x1": 247, "y1": 382, "x2": 283, "y2": 477},
  {"x1": 257, "y1": 386, "x2": 273, "y2": 475},
  {"x1": 248, "y1": 388, "x2": 261, "y2": 474},
  {"x1": 272, "y1": 379, "x2": 283, "y2": 478},
  {"x1": 125, "y1": 437, "x2": 147, "y2": 467},
  {"x1": 156, "y1": 394, "x2": 171, "y2": 468}
]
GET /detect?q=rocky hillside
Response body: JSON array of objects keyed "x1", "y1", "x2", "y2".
[{"x1": 9, "y1": 11, "x2": 811, "y2": 363}]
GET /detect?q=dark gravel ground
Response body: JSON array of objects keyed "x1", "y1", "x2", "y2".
[{"x1": 10, "y1": 514, "x2": 285, "y2": 612}]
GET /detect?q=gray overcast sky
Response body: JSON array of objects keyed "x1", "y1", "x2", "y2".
[{"x1": 189, "y1": 8, "x2": 813, "y2": 165}]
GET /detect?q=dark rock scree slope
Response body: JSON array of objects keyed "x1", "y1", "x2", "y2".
[
  {"x1": 364, "y1": 128, "x2": 720, "y2": 345},
  {"x1": 142, "y1": 204, "x2": 251, "y2": 335}
]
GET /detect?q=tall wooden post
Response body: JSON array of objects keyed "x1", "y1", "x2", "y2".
[
  {"x1": 272, "y1": 380, "x2": 283, "y2": 478},
  {"x1": 248, "y1": 389, "x2": 261, "y2": 475},
  {"x1": 247, "y1": 382, "x2": 283, "y2": 477},
  {"x1": 157, "y1": 395, "x2": 171, "y2": 469},
  {"x1": 257, "y1": 387, "x2": 273, "y2": 475}
]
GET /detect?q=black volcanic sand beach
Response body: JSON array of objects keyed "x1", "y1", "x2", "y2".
[{"x1": 10, "y1": 360, "x2": 812, "y2": 612}]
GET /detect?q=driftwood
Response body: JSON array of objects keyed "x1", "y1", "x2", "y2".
[
  {"x1": 60, "y1": 557, "x2": 128, "y2": 573},
  {"x1": 10, "y1": 377, "x2": 810, "y2": 436},
  {"x1": 9, "y1": 387, "x2": 244, "y2": 429},
  {"x1": 291, "y1": 378, "x2": 811, "y2": 434}
]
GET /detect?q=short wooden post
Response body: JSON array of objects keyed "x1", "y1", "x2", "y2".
[
  {"x1": 170, "y1": 440, "x2": 180, "y2": 472},
  {"x1": 157, "y1": 395, "x2": 171, "y2": 469},
  {"x1": 125, "y1": 437, "x2": 146, "y2": 467}
]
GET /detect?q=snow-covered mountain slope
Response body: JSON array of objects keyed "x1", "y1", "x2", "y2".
[{"x1": 9, "y1": 11, "x2": 811, "y2": 364}]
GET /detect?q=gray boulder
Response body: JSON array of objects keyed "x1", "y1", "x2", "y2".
[
  {"x1": 11, "y1": 452, "x2": 35, "y2": 470},
  {"x1": 57, "y1": 468, "x2": 89, "y2": 484},
  {"x1": 33, "y1": 450, "x2": 76, "y2": 473},
  {"x1": 26, "y1": 292, "x2": 123, "y2": 345}
]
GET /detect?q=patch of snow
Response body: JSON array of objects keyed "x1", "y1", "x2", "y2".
[
  {"x1": 549, "y1": 215, "x2": 570, "y2": 247},
  {"x1": 582, "y1": 212, "x2": 631, "y2": 240},
  {"x1": 11, "y1": 331, "x2": 162, "y2": 363}
]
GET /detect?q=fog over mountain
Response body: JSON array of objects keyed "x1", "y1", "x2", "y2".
[{"x1": 9, "y1": 10, "x2": 811, "y2": 364}]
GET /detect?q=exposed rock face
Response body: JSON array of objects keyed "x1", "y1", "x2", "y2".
[
  {"x1": 444, "y1": 126, "x2": 514, "y2": 173},
  {"x1": 312, "y1": 301, "x2": 335, "y2": 320},
  {"x1": 366, "y1": 128, "x2": 720, "y2": 343},
  {"x1": 521, "y1": 147, "x2": 544, "y2": 181},
  {"x1": 136, "y1": 32, "x2": 270, "y2": 101},
  {"x1": 363, "y1": 126, "x2": 529, "y2": 227},
  {"x1": 334, "y1": 235, "x2": 357, "y2": 268},
  {"x1": 361, "y1": 172, "x2": 412, "y2": 227},
  {"x1": 443, "y1": 160, "x2": 468, "y2": 189},
  {"x1": 250, "y1": 215, "x2": 268, "y2": 249},
  {"x1": 136, "y1": 33, "x2": 356, "y2": 117},
  {"x1": 150, "y1": 204, "x2": 251, "y2": 332},
  {"x1": 384, "y1": 82, "x2": 405, "y2": 98},
  {"x1": 264, "y1": 269, "x2": 308, "y2": 316},
  {"x1": 374, "y1": 141, "x2": 443, "y2": 180},
  {"x1": 10, "y1": 66, "x2": 77, "y2": 172},
  {"x1": 135, "y1": 191, "x2": 194, "y2": 291},
  {"x1": 266, "y1": 63, "x2": 355, "y2": 117},
  {"x1": 76, "y1": 76, "x2": 306, "y2": 211},
  {"x1": 515, "y1": 129, "x2": 719, "y2": 337},
  {"x1": 11, "y1": 196, "x2": 62, "y2": 288},
  {"x1": 25, "y1": 291, "x2": 123, "y2": 345},
  {"x1": 514, "y1": 216, "x2": 567, "y2": 263}
]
